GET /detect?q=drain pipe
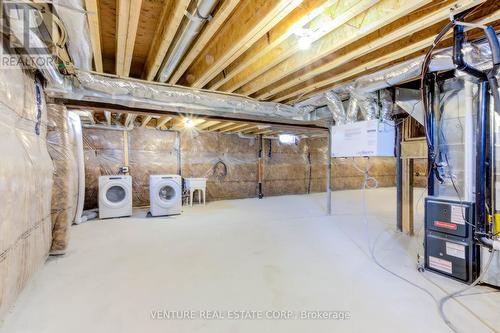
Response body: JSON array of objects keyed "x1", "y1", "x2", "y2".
[{"x1": 157, "y1": 0, "x2": 220, "y2": 82}]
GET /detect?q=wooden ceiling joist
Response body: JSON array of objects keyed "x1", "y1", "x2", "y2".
[
  {"x1": 104, "y1": 111, "x2": 112, "y2": 126},
  {"x1": 285, "y1": 4, "x2": 499, "y2": 103},
  {"x1": 197, "y1": 120, "x2": 221, "y2": 130},
  {"x1": 124, "y1": 113, "x2": 137, "y2": 127},
  {"x1": 219, "y1": 123, "x2": 252, "y2": 133},
  {"x1": 84, "y1": 0, "x2": 103, "y2": 72},
  {"x1": 168, "y1": 0, "x2": 242, "y2": 84},
  {"x1": 142, "y1": 0, "x2": 191, "y2": 81},
  {"x1": 206, "y1": 0, "x2": 339, "y2": 90},
  {"x1": 214, "y1": 0, "x2": 379, "y2": 93},
  {"x1": 156, "y1": 116, "x2": 172, "y2": 129},
  {"x1": 234, "y1": 0, "x2": 431, "y2": 97},
  {"x1": 259, "y1": 0, "x2": 471, "y2": 100},
  {"x1": 207, "y1": 122, "x2": 237, "y2": 132},
  {"x1": 140, "y1": 115, "x2": 153, "y2": 127},
  {"x1": 177, "y1": 0, "x2": 303, "y2": 89}
]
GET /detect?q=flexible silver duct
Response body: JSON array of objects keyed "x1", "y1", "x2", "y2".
[
  {"x1": 324, "y1": 91, "x2": 347, "y2": 124},
  {"x1": 157, "y1": 0, "x2": 220, "y2": 82},
  {"x1": 379, "y1": 89, "x2": 393, "y2": 121}
]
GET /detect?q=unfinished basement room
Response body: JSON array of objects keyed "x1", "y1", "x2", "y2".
[{"x1": 2, "y1": 0, "x2": 500, "y2": 332}]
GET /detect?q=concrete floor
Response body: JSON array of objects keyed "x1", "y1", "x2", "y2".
[{"x1": 1, "y1": 188, "x2": 499, "y2": 333}]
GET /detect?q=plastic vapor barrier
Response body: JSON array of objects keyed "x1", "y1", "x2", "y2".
[
  {"x1": 0, "y1": 46, "x2": 53, "y2": 319},
  {"x1": 48, "y1": 71, "x2": 306, "y2": 121},
  {"x1": 129, "y1": 129, "x2": 178, "y2": 206},
  {"x1": 82, "y1": 127, "x2": 397, "y2": 209},
  {"x1": 47, "y1": 104, "x2": 79, "y2": 254},
  {"x1": 181, "y1": 131, "x2": 259, "y2": 201},
  {"x1": 83, "y1": 128, "x2": 125, "y2": 209}
]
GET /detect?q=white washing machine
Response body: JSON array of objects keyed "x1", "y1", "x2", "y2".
[
  {"x1": 99, "y1": 175, "x2": 133, "y2": 219},
  {"x1": 150, "y1": 175, "x2": 182, "y2": 216}
]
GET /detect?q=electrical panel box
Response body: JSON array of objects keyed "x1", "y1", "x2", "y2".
[
  {"x1": 330, "y1": 119, "x2": 395, "y2": 157},
  {"x1": 424, "y1": 197, "x2": 479, "y2": 283}
]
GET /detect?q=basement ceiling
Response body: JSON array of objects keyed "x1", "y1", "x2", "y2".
[{"x1": 85, "y1": 0, "x2": 500, "y2": 105}]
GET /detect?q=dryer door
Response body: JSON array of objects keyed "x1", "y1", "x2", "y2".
[
  {"x1": 155, "y1": 180, "x2": 180, "y2": 208},
  {"x1": 101, "y1": 181, "x2": 129, "y2": 208}
]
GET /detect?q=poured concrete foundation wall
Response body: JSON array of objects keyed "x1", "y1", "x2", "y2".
[{"x1": 82, "y1": 128, "x2": 397, "y2": 209}]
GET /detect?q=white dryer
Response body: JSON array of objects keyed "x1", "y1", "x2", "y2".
[
  {"x1": 150, "y1": 175, "x2": 182, "y2": 216},
  {"x1": 99, "y1": 175, "x2": 133, "y2": 219}
]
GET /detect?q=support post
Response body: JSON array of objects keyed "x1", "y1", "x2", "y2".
[
  {"x1": 327, "y1": 124, "x2": 332, "y2": 215},
  {"x1": 396, "y1": 121, "x2": 403, "y2": 232},
  {"x1": 123, "y1": 130, "x2": 129, "y2": 173},
  {"x1": 258, "y1": 134, "x2": 264, "y2": 199}
]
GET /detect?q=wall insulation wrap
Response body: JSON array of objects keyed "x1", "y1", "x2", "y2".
[
  {"x1": 47, "y1": 104, "x2": 78, "y2": 254},
  {"x1": 83, "y1": 129, "x2": 124, "y2": 209},
  {"x1": 0, "y1": 66, "x2": 53, "y2": 318},
  {"x1": 129, "y1": 129, "x2": 178, "y2": 206},
  {"x1": 181, "y1": 131, "x2": 258, "y2": 201},
  {"x1": 82, "y1": 127, "x2": 397, "y2": 209}
]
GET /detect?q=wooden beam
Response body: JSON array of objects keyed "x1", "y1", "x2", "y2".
[
  {"x1": 259, "y1": 0, "x2": 477, "y2": 100},
  {"x1": 234, "y1": 0, "x2": 431, "y2": 96},
  {"x1": 156, "y1": 116, "x2": 172, "y2": 129},
  {"x1": 219, "y1": 123, "x2": 252, "y2": 133},
  {"x1": 207, "y1": 0, "x2": 339, "y2": 90},
  {"x1": 197, "y1": 120, "x2": 220, "y2": 130},
  {"x1": 286, "y1": 7, "x2": 500, "y2": 103},
  {"x1": 402, "y1": 158, "x2": 414, "y2": 235},
  {"x1": 177, "y1": 0, "x2": 302, "y2": 88},
  {"x1": 88, "y1": 111, "x2": 96, "y2": 125},
  {"x1": 169, "y1": 0, "x2": 241, "y2": 84},
  {"x1": 142, "y1": 0, "x2": 191, "y2": 81},
  {"x1": 216, "y1": 0, "x2": 379, "y2": 93},
  {"x1": 104, "y1": 111, "x2": 112, "y2": 126},
  {"x1": 124, "y1": 113, "x2": 137, "y2": 127},
  {"x1": 207, "y1": 122, "x2": 236, "y2": 131},
  {"x1": 115, "y1": 0, "x2": 130, "y2": 76},
  {"x1": 84, "y1": 0, "x2": 103, "y2": 72},
  {"x1": 141, "y1": 115, "x2": 152, "y2": 127},
  {"x1": 123, "y1": 0, "x2": 143, "y2": 77}
]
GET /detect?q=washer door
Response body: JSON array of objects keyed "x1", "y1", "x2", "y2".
[
  {"x1": 155, "y1": 180, "x2": 180, "y2": 208},
  {"x1": 101, "y1": 181, "x2": 129, "y2": 208}
]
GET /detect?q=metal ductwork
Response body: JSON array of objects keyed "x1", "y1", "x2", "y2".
[
  {"x1": 324, "y1": 91, "x2": 347, "y2": 124},
  {"x1": 157, "y1": 0, "x2": 220, "y2": 83}
]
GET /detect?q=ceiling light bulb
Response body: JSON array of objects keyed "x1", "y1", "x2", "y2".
[
  {"x1": 184, "y1": 118, "x2": 194, "y2": 128},
  {"x1": 298, "y1": 36, "x2": 312, "y2": 50}
]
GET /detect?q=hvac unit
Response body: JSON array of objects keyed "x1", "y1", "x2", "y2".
[
  {"x1": 149, "y1": 175, "x2": 182, "y2": 217},
  {"x1": 330, "y1": 119, "x2": 395, "y2": 157},
  {"x1": 99, "y1": 175, "x2": 133, "y2": 219},
  {"x1": 424, "y1": 197, "x2": 480, "y2": 283}
]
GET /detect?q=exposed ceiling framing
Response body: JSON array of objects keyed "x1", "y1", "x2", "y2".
[
  {"x1": 81, "y1": 0, "x2": 500, "y2": 105},
  {"x1": 74, "y1": 108, "x2": 326, "y2": 138}
]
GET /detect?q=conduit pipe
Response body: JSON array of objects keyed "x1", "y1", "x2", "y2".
[{"x1": 157, "y1": 0, "x2": 220, "y2": 82}]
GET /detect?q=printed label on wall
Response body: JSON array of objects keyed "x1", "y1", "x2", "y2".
[
  {"x1": 451, "y1": 205, "x2": 466, "y2": 225},
  {"x1": 445, "y1": 242, "x2": 466, "y2": 259},
  {"x1": 429, "y1": 256, "x2": 453, "y2": 274}
]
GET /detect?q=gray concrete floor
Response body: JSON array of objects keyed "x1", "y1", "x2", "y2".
[{"x1": 1, "y1": 188, "x2": 499, "y2": 333}]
